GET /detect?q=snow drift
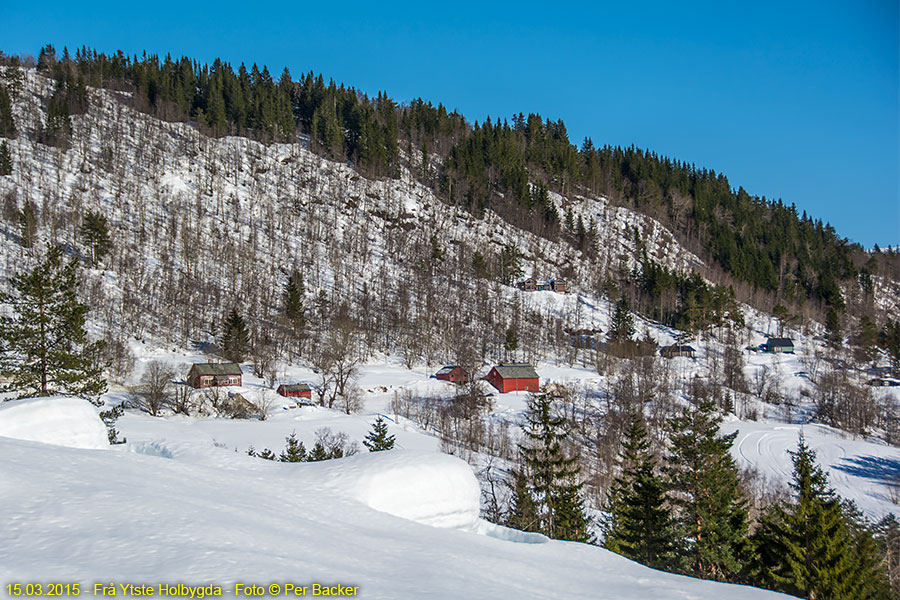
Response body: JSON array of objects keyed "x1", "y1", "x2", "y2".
[
  {"x1": 316, "y1": 450, "x2": 481, "y2": 528},
  {"x1": 0, "y1": 396, "x2": 108, "y2": 449}
]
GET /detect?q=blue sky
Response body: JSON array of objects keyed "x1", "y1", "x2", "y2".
[{"x1": 2, "y1": 1, "x2": 897, "y2": 247}]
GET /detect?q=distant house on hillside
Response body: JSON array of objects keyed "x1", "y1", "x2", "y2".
[
  {"x1": 763, "y1": 338, "x2": 794, "y2": 354},
  {"x1": 277, "y1": 383, "x2": 313, "y2": 401},
  {"x1": 187, "y1": 362, "x2": 242, "y2": 388},
  {"x1": 660, "y1": 344, "x2": 696, "y2": 359},
  {"x1": 435, "y1": 365, "x2": 469, "y2": 384},
  {"x1": 515, "y1": 277, "x2": 568, "y2": 293},
  {"x1": 551, "y1": 278, "x2": 567, "y2": 293},
  {"x1": 486, "y1": 363, "x2": 539, "y2": 393},
  {"x1": 516, "y1": 278, "x2": 537, "y2": 291}
]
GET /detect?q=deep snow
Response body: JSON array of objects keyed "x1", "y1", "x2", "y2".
[{"x1": 0, "y1": 414, "x2": 790, "y2": 599}]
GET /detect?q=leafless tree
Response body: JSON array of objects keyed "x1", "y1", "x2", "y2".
[
  {"x1": 339, "y1": 385, "x2": 365, "y2": 415},
  {"x1": 254, "y1": 388, "x2": 277, "y2": 421},
  {"x1": 131, "y1": 360, "x2": 177, "y2": 416}
]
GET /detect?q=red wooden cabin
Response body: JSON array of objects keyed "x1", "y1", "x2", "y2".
[
  {"x1": 486, "y1": 363, "x2": 539, "y2": 393},
  {"x1": 435, "y1": 365, "x2": 469, "y2": 384},
  {"x1": 277, "y1": 384, "x2": 312, "y2": 400}
]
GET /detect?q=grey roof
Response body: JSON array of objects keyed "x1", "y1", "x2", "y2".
[
  {"x1": 436, "y1": 365, "x2": 461, "y2": 375},
  {"x1": 492, "y1": 363, "x2": 539, "y2": 379},
  {"x1": 189, "y1": 362, "x2": 242, "y2": 376},
  {"x1": 280, "y1": 384, "x2": 311, "y2": 393},
  {"x1": 663, "y1": 344, "x2": 696, "y2": 353},
  {"x1": 766, "y1": 337, "x2": 794, "y2": 347}
]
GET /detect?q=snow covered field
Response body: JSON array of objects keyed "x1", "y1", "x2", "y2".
[
  {"x1": 723, "y1": 419, "x2": 900, "y2": 521},
  {"x1": 0, "y1": 397, "x2": 794, "y2": 599}
]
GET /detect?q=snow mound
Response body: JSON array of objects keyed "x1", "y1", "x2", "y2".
[
  {"x1": 0, "y1": 397, "x2": 109, "y2": 449},
  {"x1": 320, "y1": 450, "x2": 481, "y2": 528},
  {"x1": 466, "y1": 519, "x2": 549, "y2": 544}
]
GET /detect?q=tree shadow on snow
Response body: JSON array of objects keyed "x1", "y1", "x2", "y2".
[{"x1": 833, "y1": 455, "x2": 900, "y2": 483}]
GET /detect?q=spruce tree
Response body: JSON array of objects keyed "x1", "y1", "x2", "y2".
[
  {"x1": 506, "y1": 467, "x2": 541, "y2": 533},
  {"x1": 280, "y1": 431, "x2": 307, "y2": 462},
  {"x1": 518, "y1": 393, "x2": 591, "y2": 542},
  {"x1": 604, "y1": 415, "x2": 675, "y2": 570},
  {"x1": 0, "y1": 140, "x2": 11, "y2": 176},
  {"x1": 666, "y1": 400, "x2": 748, "y2": 581},
  {"x1": 257, "y1": 448, "x2": 277, "y2": 460},
  {"x1": 609, "y1": 296, "x2": 636, "y2": 343},
  {"x1": 283, "y1": 272, "x2": 306, "y2": 353},
  {"x1": 750, "y1": 436, "x2": 889, "y2": 598},
  {"x1": 0, "y1": 83, "x2": 15, "y2": 138},
  {"x1": 308, "y1": 441, "x2": 328, "y2": 461},
  {"x1": 18, "y1": 201, "x2": 37, "y2": 248},
  {"x1": 363, "y1": 416, "x2": 396, "y2": 451},
  {"x1": 0, "y1": 245, "x2": 107, "y2": 401},
  {"x1": 221, "y1": 308, "x2": 250, "y2": 363},
  {"x1": 78, "y1": 211, "x2": 112, "y2": 266}
]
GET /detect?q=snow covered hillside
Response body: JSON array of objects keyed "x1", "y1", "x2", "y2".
[
  {"x1": 0, "y1": 68, "x2": 705, "y2": 362},
  {"x1": 0, "y1": 399, "x2": 791, "y2": 599}
]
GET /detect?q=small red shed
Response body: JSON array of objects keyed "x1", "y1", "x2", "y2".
[
  {"x1": 435, "y1": 365, "x2": 469, "y2": 384},
  {"x1": 277, "y1": 383, "x2": 312, "y2": 401},
  {"x1": 486, "y1": 363, "x2": 539, "y2": 393}
]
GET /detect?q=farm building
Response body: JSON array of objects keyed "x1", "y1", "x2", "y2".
[
  {"x1": 660, "y1": 344, "x2": 696, "y2": 359},
  {"x1": 277, "y1": 383, "x2": 313, "y2": 400},
  {"x1": 763, "y1": 338, "x2": 794, "y2": 353},
  {"x1": 515, "y1": 278, "x2": 568, "y2": 293},
  {"x1": 435, "y1": 365, "x2": 469, "y2": 384},
  {"x1": 187, "y1": 363, "x2": 242, "y2": 389},
  {"x1": 516, "y1": 278, "x2": 537, "y2": 291},
  {"x1": 486, "y1": 363, "x2": 540, "y2": 393}
]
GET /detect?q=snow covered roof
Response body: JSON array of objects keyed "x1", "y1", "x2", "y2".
[
  {"x1": 436, "y1": 365, "x2": 461, "y2": 375},
  {"x1": 189, "y1": 362, "x2": 242, "y2": 376},
  {"x1": 491, "y1": 363, "x2": 539, "y2": 379}
]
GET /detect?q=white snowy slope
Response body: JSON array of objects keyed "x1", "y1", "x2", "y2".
[{"x1": 0, "y1": 425, "x2": 790, "y2": 599}]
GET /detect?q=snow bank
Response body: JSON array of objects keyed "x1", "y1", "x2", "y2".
[
  {"x1": 318, "y1": 450, "x2": 481, "y2": 528},
  {"x1": 0, "y1": 397, "x2": 108, "y2": 449}
]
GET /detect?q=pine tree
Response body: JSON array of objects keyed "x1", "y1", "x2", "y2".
[
  {"x1": 504, "y1": 327, "x2": 519, "y2": 359},
  {"x1": 280, "y1": 431, "x2": 307, "y2": 462},
  {"x1": 0, "y1": 245, "x2": 107, "y2": 401},
  {"x1": 18, "y1": 201, "x2": 37, "y2": 248},
  {"x1": 0, "y1": 83, "x2": 15, "y2": 138},
  {"x1": 220, "y1": 308, "x2": 250, "y2": 363},
  {"x1": 879, "y1": 320, "x2": 900, "y2": 373},
  {"x1": 506, "y1": 467, "x2": 541, "y2": 533},
  {"x1": 363, "y1": 416, "x2": 396, "y2": 451},
  {"x1": 78, "y1": 211, "x2": 112, "y2": 266},
  {"x1": 604, "y1": 415, "x2": 676, "y2": 570},
  {"x1": 609, "y1": 296, "x2": 636, "y2": 343},
  {"x1": 750, "y1": 436, "x2": 889, "y2": 598},
  {"x1": 283, "y1": 272, "x2": 306, "y2": 353},
  {"x1": 0, "y1": 140, "x2": 12, "y2": 176},
  {"x1": 518, "y1": 393, "x2": 591, "y2": 542},
  {"x1": 308, "y1": 441, "x2": 328, "y2": 461},
  {"x1": 666, "y1": 400, "x2": 748, "y2": 581}
]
